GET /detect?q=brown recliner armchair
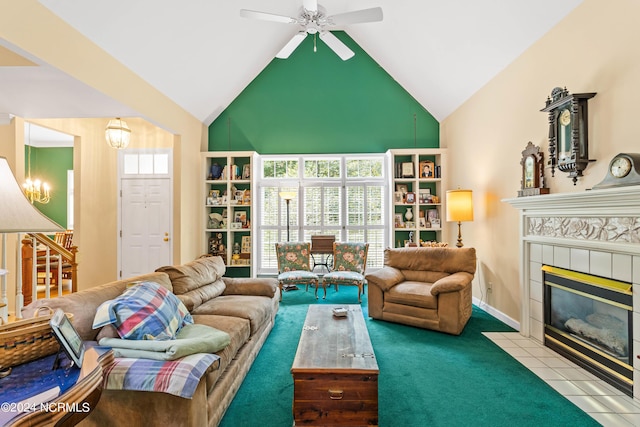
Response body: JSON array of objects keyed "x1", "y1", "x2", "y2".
[{"x1": 365, "y1": 247, "x2": 476, "y2": 335}]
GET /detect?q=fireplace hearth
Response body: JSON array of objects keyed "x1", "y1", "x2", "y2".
[{"x1": 543, "y1": 265, "x2": 633, "y2": 396}]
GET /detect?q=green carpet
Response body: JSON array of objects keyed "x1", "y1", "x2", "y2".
[{"x1": 219, "y1": 286, "x2": 599, "y2": 427}]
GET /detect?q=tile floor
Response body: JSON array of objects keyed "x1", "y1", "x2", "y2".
[{"x1": 483, "y1": 332, "x2": 640, "y2": 427}]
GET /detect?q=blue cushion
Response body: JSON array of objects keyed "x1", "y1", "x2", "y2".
[{"x1": 93, "y1": 281, "x2": 193, "y2": 340}]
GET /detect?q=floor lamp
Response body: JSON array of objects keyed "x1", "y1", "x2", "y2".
[
  {"x1": 0, "y1": 156, "x2": 63, "y2": 323},
  {"x1": 445, "y1": 189, "x2": 474, "y2": 248},
  {"x1": 279, "y1": 191, "x2": 296, "y2": 242}
]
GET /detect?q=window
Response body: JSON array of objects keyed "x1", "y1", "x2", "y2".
[
  {"x1": 122, "y1": 152, "x2": 170, "y2": 176},
  {"x1": 257, "y1": 155, "x2": 386, "y2": 275}
]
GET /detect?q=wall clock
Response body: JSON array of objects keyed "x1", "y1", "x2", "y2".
[
  {"x1": 518, "y1": 142, "x2": 549, "y2": 197},
  {"x1": 592, "y1": 153, "x2": 640, "y2": 189},
  {"x1": 541, "y1": 87, "x2": 596, "y2": 185}
]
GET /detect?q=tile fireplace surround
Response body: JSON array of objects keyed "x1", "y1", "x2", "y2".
[{"x1": 505, "y1": 186, "x2": 640, "y2": 402}]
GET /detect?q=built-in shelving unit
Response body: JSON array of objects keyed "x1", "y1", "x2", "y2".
[
  {"x1": 388, "y1": 148, "x2": 447, "y2": 247},
  {"x1": 202, "y1": 151, "x2": 255, "y2": 277}
]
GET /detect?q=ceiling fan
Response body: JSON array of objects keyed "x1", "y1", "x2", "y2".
[{"x1": 240, "y1": 0, "x2": 383, "y2": 61}]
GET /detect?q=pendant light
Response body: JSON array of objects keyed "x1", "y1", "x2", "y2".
[{"x1": 105, "y1": 118, "x2": 131, "y2": 149}]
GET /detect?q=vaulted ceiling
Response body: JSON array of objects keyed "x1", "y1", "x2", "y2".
[{"x1": 0, "y1": 0, "x2": 583, "y2": 127}]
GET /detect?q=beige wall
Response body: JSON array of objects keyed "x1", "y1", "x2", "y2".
[
  {"x1": 0, "y1": 1, "x2": 206, "y2": 313},
  {"x1": 441, "y1": 0, "x2": 640, "y2": 323}
]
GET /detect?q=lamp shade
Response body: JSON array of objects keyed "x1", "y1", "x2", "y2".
[
  {"x1": 0, "y1": 157, "x2": 63, "y2": 232},
  {"x1": 446, "y1": 189, "x2": 474, "y2": 222},
  {"x1": 105, "y1": 118, "x2": 131, "y2": 149},
  {"x1": 279, "y1": 191, "x2": 296, "y2": 201}
]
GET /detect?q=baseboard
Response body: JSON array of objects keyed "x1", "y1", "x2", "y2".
[{"x1": 473, "y1": 297, "x2": 520, "y2": 331}]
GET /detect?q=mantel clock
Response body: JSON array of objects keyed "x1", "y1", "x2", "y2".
[
  {"x1": 518, "y1": 142, "x2": 549, "y2": 197},
  {"x1": 541, "y1": 87, "x2": 596, "y2": 185},
  {"x1": 593, "y1": 153, "x2": 640, "y2": 189}
]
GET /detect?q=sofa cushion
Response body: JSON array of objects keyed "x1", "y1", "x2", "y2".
[
  {"x1": 384, "y1": 247, "x2": 476, "y2": 275},
  {"x1": 22, "y1": 271, "x2": 172, "y2": 341},
  {"x1": 93, "y1": 281, "x2": 193, "y2": 340},
  {"x1": 191, "y1": 295, "x2": 274, "y2": 335},
  {"x1": 385, "y1": 281, "x2": 438, "y2": 310},
  {"x1": 191, "y1": 314, "x2": 251, "y2": 393},
  {"x1": 156, "y1": 256, "x2": 226, "y2": 311}
]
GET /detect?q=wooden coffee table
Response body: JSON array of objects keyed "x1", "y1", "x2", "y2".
[{"x1": 291, "y1": 304, "x2": 379, "y2": 426}]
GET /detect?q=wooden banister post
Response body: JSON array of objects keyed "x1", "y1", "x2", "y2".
[
  {"x1": 21, "y1": 237, "x2": 34, "y2": 306},
  {"x1": 70, "y1": 246, "x2": 78, "y2": 293}
]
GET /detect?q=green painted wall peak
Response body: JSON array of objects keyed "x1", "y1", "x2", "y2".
[{"x1": 209, "y1": 31, "x2": 439, "y2": 154}]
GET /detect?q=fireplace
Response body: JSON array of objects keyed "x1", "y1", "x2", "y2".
[
  {"x1": 543, "y1": 265, "x2": 633, "y2": 396},
  {"x1": 505, "y1": 186, "x2": 640, "y2": 403}
]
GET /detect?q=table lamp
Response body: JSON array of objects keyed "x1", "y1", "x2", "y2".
[
  {"x1": 0, "y1": 156, "x2": 63, "y2": 322},
  {"x1": 446, "y1": 189, "x2": 474, "y2": 248}
]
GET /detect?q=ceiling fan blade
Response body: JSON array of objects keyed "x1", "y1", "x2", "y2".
[
  {"x1": 276, "y1": 32, "x2": 308, "y2": 59},
  {"x1": 303, "y1": 0, "x2": 318, "y2": 14},
  {"x1": 328, "y1": 7, "x2": 383, "y2": 26},
  {"x1": 240, "y1": 9, "x2": 297, "y2": 24},
  {"x1": 319, "y1": 31, "x2": 354, "y2": 61}
]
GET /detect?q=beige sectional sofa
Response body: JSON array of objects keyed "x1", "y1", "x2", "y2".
[{"x1": 23, "y1": 256, "x2": 279, "y2": 427}]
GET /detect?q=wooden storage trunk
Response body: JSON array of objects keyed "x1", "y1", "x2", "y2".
[{"x1": 291, "y1": 305, "x2": 378, "y2": 426}]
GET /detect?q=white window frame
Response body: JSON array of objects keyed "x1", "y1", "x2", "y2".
[{"x1": 256, "y1": 154, "x2": 387, "y2": 276}]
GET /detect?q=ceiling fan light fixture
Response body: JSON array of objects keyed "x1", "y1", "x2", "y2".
[
  {"x1": 241, "y1": 1, "x2": 381, "y2": 61},
  {"x1": 105, "y1": 118, "x2": 131, "y2": 149}
]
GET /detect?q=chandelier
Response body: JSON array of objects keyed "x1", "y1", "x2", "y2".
[
  {"x1": 105, "y1": 118, "x2": 131, "y2": 149},
  {"x1": 23, "y1": 124, "x2": 51, "y2": 204}
]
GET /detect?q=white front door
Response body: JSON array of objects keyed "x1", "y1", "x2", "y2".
[{"x1": 119, "y1": 150, "x2": 172, "y2": 279}]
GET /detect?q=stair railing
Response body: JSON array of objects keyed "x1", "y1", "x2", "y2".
[{"x1": 20, "y1": 233, "x2": 77, "y2": 307}]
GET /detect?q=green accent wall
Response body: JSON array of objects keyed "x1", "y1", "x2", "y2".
[
  {"x1": 25, "y1": 146, "x2": 72, "y2": 228},
  {"x1": 209, "y1": 31, "x2": 439, "y2": 154}
]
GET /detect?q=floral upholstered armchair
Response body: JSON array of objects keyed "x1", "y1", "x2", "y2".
[
  {"x1": 321, "y1": 242, "x2": 369, "y2": 302},
  {"x1": 275, "y1": 242, "x2": 320, "y2": 300}
]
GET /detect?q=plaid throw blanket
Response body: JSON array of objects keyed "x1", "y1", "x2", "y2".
[{"x1": 103, "y1": 353, "x2": 219, "y2": 398}]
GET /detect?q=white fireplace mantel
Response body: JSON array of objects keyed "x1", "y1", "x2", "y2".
[{"x1": 504, "y1": 185, "x2": 640, "y2": 401}]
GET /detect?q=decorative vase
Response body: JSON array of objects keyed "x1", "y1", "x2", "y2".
[
  {"x1": 210, "y1": 163, "x2": 223, "y2": 180},
  {"x1": 405, "y1": 207, "x2": 413, "y2": 222}
]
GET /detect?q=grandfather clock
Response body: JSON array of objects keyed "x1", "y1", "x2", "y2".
[{"x1": 541, "y1": 87, "x2": 596, "y2": 185}]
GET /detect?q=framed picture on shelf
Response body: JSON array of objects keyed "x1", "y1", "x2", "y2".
[
  {"x1": 401, "y1": 162, "x2": 414, "y2": 178},
  {"x1": 242, "y1": 164, "x2": 251, "y2": 180},
  {"x1": 405, "y1": 221, "x2": 415, "y2": 228},
  {"x1": 395, "y1": 184, "x2": 408, "y2": 194},
  {"x1": 419, "y1": 190, "x2": 431, "y2": 204},
  {"x1": 230, "y1": 222, "x2": 242, "y2": 229},
  {"x1": 427, "y1": 209, "x2": 439, "y2": 222},
  {"x1": 206, "y1": 197, "x2": 215, "y2": 206},
  {"x1": 419, "y1": 217, "x2": 427, "y2": 228},
  {"x1": 394, "y1": 192, "x2": 403, "y2": 203},
  {"x1": 419, "y1": 160, "x2": 435, "y2": 178},
  {"x1": 431, "y1": 218, "x2": 441, "y2": 228},
  {"x1": 234, "y1": 211, "x2": 247, "y2": 225},
  {"x1": 405, "y1": 192, "x2": 416, "y2": 203},
  {"x1": 394, "y1": 213, "x2": 404, "y2": 227},
  {"x1": 241, "y1": 235, "x2": 251, "y2": 253}
]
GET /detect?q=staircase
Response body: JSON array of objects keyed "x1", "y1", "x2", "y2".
[{"x1": 21, "y1": 231, "x2": 77, "y2": 306}]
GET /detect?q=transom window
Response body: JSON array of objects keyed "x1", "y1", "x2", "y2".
[{"x1": 257, "y1": 155, "x2": 386, "y2": 275}]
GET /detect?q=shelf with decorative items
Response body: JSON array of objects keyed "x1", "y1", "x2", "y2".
[
  {"x1": 388, "y1": 148, "x2": 448, "y2": 248},
  {"x1": 202, "y1": 151, "x2": 255, "y2": 277}
]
